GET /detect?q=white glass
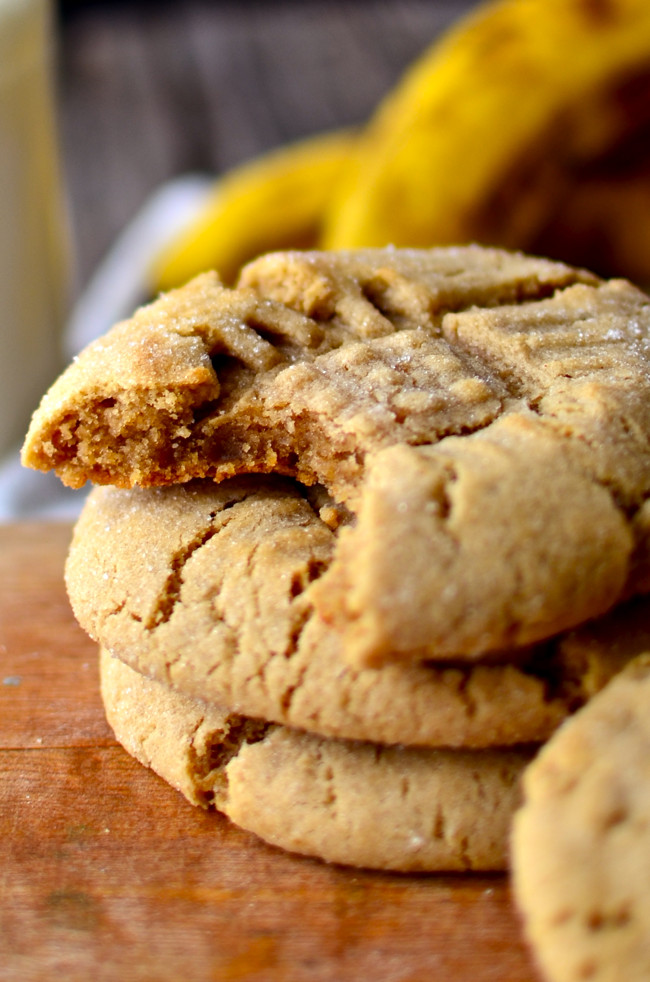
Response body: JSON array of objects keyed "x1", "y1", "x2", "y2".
[{"x1": 0, "y1": 0, "x2": 68, "y2": 460}]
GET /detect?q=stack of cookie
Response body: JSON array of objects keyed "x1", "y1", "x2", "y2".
[{"x1": 22, "y1": 246, "x2": 650, "y2": 872}]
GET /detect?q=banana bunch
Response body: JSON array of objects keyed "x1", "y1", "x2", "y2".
[{"x1": 151, "y1": 0, "x2": 650, "y2": 292}]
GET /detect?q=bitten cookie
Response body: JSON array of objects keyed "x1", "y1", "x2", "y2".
[
  {"x1": 66, "y1": 478, "x2": 647, "y2": 749},
  {"x1": 23, "y1": 246, "x2": 590, "y2": 497},
  {"x1": 511, "y1": 655, "x2": 650, "y2": 982},
  {"x1": 24, "y1": 247, "x2": 650, "y2": 663},
  {"x1": 100, "y1": 647, "x2": 532, "y2": 871}
]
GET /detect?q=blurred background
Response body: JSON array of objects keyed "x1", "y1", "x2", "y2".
[
  {"x1": 50, "y1": 0, "x2": 650, "y2": 342},
  {"x1": 55, "y1": 0, "x2": 480, "y2": 298}
]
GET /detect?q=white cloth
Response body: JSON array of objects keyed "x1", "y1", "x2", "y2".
[{"x1": 0, "y1": 174, "x2": 214, "y2": 522}]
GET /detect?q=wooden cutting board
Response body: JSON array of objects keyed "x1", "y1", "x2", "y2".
[{"x1": 0, "y1": 523, "x2": 540, "y2": 982}]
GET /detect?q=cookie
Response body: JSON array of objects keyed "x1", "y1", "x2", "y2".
[
  {"x1": 66, "y1": 477, "x2": 647, "y2": 749},
  {"x1": 511, "y1": 655, "x2": 650, "y2": 982},
  {"x1": 100, "y1": 647, "x2": 532, "y2": 871},
  {"x1": 22, "y1": 246, "x2": 590, "y2": 497},
  {"x1": 24, "y1": 248, "x2": 650, "y2": 662},
  {"x1": 314, "y1": 412, "x2": 634, "y2": 666}
]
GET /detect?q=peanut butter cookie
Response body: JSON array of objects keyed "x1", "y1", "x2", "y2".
[
  {"x1": 512, "y1": 655, "x2": 650, "y2": 982},
  {"x1": 25, "y1": 247, "x2": 650, "y2": 662},
  {"x1": 67, "y1": 477, "x2": 647, "y2": 748},
  {"x1": 100, "y1": 647, "x2": 531, "y2": 871}
]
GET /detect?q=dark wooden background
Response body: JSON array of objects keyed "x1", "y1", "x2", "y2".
[{"x1": 55, "y1": 0, "x2": 480, "y2": 294}]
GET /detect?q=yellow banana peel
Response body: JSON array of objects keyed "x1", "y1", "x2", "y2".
[
  {"x1": 321, "y1": 0, "x2": 650, "y2": 280},
  {"x1": 152, "y1": 0, "x2": 650, "y2": 291},
  {"x1": 151, "y1": 128, "x2": 356, "y2": 290}
]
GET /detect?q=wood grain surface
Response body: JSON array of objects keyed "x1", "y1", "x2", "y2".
[{"x1": 0, "y1": 523, "x2": 540, "y2": 982}]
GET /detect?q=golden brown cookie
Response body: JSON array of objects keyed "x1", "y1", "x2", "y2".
[
  {"x1": 24, "y1": 247, "x2": 650, "y2": 662},
  {"x1": 314, "y1": 412, "x2": 634, "y2": 665},
  {"x1": 511, "y1": 655, "x2": 650, "y2": 982},
  {"x1": 100, "y1": 647, "x2": 532, "y2": 872},
  {"x1": 66, "y1": 477, "x2": 647, "y2": 748},
  {"x1": 22, "y1": 246, "x2": 592, "y2": 497}
]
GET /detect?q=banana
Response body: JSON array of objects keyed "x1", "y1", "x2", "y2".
[
  {"x1": 321, "y1": 0, "x2": 650, "y2": 281},
  {"x1": 530, "y1": 172, "x2": 650, "y2": 284},
  {"x1": 151, "y1": 128, "x2": 356, "y2": 290}
]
